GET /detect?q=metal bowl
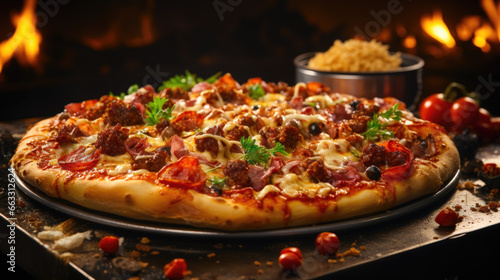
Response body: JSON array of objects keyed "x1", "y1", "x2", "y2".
[{"x1": 294, "y1": 52, "x2": 424, "y2": 110}]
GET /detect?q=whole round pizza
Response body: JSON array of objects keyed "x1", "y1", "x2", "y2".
[{"x1": 10, "y1": 72, "x2": 459, "y2": 231}]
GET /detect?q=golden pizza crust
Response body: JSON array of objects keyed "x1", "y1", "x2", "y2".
[{"x1": 11, "y1": 116, "x2": 460, "y2": 231}]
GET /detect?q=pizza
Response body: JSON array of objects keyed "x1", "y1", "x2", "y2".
[{"x1": 10, "y1": 72, "x2": 460, "y2": 231}]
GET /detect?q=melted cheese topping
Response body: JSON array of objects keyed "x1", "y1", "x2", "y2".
[
  {"x1": 310, "y1": 139, "x2": 357, "y2": 169},
  {"x1": 272, "y1": 173, "x2": 336, "y2": 198}
]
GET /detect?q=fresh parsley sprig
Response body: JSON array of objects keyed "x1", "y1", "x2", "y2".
[
  {"x1": 145, "y1": 97, "x2": 175, "y2": 126},
  {"x1": 240, "y1": 137, "x2": 289, "y2": 166},
  {"x1": 248, "y1": 84, "x2": 265, "y2": 100},
  {"x1": 362, "y1": 104, "x2": 402, "y2": 141},
  {"x1": 158, "y1": 70, "x2": 222, "y2": 91}
]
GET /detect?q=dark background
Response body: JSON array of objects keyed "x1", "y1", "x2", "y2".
[{"x1": 0, "y1": 0, "x2": 499, "y2": 120}]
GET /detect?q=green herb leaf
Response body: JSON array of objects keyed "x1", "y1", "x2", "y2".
[
  {"x1": 208, "y1": 176, "x2": 227, "y2": 187},
  {"x1": 362, "y1": 104, "x2": 402, "y2": 141},
  {"x1": 268, "y1": 142, "x2": 289, "y2": 156},
  {"x1": 241, "y1": 137, "x2": 270, "y2": 165},
  {"x1": 240, "y1": 137, "x2": 289, "y2": 166},
  {"x1": 204, "y1": 71, "x2": 223, "y2": 84},
  {"x1": 248, "y1": 84, "x2": 265, "y2": 100},
  {"x1": 158, "y1": 70, "x2": 222, "y2": 91},
  {"x1": 109, "y1": 83, "x2": 139, "y2": 100},
  {"x1": 145, "y1": 97, "x2": 175, "y2": 126},
  {"x1": 379, "y1": 103, "x2": 402, "y2": 121},
  {"x1": 127, "y1": 84, "x2": 139, "y2": 94}
]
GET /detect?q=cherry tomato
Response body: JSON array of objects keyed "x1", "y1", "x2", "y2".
[
  {"x1": 98, "y1": 236, "x2": 119, "y2": 254},
  {"x1": 473, "y1": 108, "x2": 494, "y2": 139},
  {"x1": 278, "y1": 247, "x2": 303, "y2": 270},
  {"x1": 450, "y1": 97, "x2": 480, "y2": 129},
  {"x1": 164, "y1": 258, "x2": 187, "y2": 279},
  {"x1": 435, "y1": 207, "x2": 459, "y2": 227},
  {"x1": 315, "y1": 232, "x2": 340, "y2": 255},
  {"x1": 419, "y1": 93, "x2": 453, "y2": 128}
]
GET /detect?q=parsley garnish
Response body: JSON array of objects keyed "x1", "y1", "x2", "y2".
[
  {"x1": 240, "y1": 137, "x2": 289, "y2": 166},
  {"x1": 208, "y1": 176, "x2": 227, "y2": 187},
  {"x1": 109, "y1": 83, "x2": 139, "y2": 99},
  {"x1": 248, "y1": 84, "x2": 265, "y2": 100},
  {"x1": 145, "y1": 97, "x2": 175, "y2": 126},
  {"x1": 127, "y1": 84, "x2": 139, "y2": 94},
  {"x1": 158, "y1": 70, "x2": 222, "y2": 91},
  {"x1": 362, "y1": 104, "x2": 402, "y2": 141}
]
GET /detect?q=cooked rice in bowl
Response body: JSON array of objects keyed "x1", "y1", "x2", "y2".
[{"x1": 308, "y1": 39, "x2": 401, "y2": 72}]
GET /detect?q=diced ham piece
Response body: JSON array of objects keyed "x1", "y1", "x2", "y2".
[
  {"x1": 170, "y1": 135, "x2": 190, "y2": 159},
  {"x1": 248, "y1": 165, "x2": 267, "y2": 191},
  {"x1": 191, "y1": 82, "x2": 215, "y2": 93}
]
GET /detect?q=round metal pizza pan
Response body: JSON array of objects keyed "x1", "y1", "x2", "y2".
[{"x1": 15, "y1": 169, "x2": 460, "y2": 239}]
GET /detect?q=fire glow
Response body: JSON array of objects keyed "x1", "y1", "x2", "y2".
[
  {"x1": 420, "y1": 10, "x2": 456, "y2": 49},
  {"x1": 0, "y1": 0, "x2": 41, "y2": 75},
  {"x1": 420, "y1": 0, "x2": 500, "y2": 53}
]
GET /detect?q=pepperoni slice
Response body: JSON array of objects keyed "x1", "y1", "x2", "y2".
[
  {"x1": 64, "y1": 99, "x2": 99, "y2": 116},
  {"x1": 58, "y1": 146, "x2": 101, "y2": 171},
  {"x1": 158, "y1": 156, "x2": 207, "y2": 190},
  {"x1": 381, "y1": 140, "x2": 415, "y2": 180}
]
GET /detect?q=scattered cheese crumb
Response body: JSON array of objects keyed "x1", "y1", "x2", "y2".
[
  {"x1": 150, "y1": 251, "x2": 160, "y2": 255},
  {"x1": 266, "y1": 261, "x2": 273, "y2": 267},
  {"x1": 257, "y1": 269, "x2": 264, "y2": 275},
  {"x1": 254, "y1": 261, "x2": 261, "y2": 267},
  {"x1": 207, "y1": 253, "x2": 216, "y2": 258},
  {"x1": 37, "y1": 230, "x2": 64, "y2": 241},
  {"x1": 328, "y1": 259, "x2": 337, "y2": 263},
  {"x1": 52, "y1": 230, "x2": 92, "y2": 252},
  {"x1": 140, "y1": 237, "x2": 150, "y2": 244}
]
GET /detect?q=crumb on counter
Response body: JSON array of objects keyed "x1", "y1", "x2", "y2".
[
  {"x1": 135, "y1": 243, "x2": 151, "y2": 252},
  {"x1": 342, "y1": 247, "x2": 361, "y2": 257},
  {"x1": 140, "y1": 237, "x2": 150, "y2": 244},
  {"x1": 207, "y1": 252, "x2": 216, "y2": 258},
  {"x1": 129, "y1": 250, "x2": 141, "y2": 258}
]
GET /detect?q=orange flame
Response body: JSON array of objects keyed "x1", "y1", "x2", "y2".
[
  {"x1": 481, "y1": 0, "x2": 500, "y2": 41},
  {"x1": 0, "y1": 0, "x2": 42, "y2": 74},
  {"x1": 421, "y1": 10, "x2": 456, "y2": 48}
]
